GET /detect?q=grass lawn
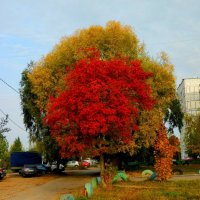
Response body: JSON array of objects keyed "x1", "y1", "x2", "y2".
[
  {"x1": 71, "y1": 164, "x2": 200, "y2": 200},
  {"x1": 175, "y1": 164, "x2": 200, "y2": 174},
  {"x1": 126, "y1": 163, "x2": 200, "y2": 176},
  {"x1": 89, "y1": 180, "x2": 200, "y2": 200}
]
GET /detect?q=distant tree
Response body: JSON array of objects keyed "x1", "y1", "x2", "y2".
[
  {"x1": 0, "y1": 134, "x2": 9, "y2": 162},
  {"x1": 169, "y1": 135, "x2": 180, "y2": 150},
  {"x1": 164, "y1": 99, "x2": 184, "y2": 134},
  {"x1": 0, "y1": 115, "x2": 10, "y2": 135},
  {"x1": 10, "y1": 137, "x2": 23, "y2": 153},
  {"x1": 0, "y1": 115, "x2": 10, "y2": 167},
  {"x1": 169, "y1": 134, "x2": 181, "y2": 160},
  {"x1": 185, "y1": 113, "x2": 200, "y2": 157},
  {"x1": 28, "y1": 138, "x2": 61, "y2": 163}
]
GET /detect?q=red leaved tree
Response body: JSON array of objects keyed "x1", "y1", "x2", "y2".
[{"x1": 44, "y1": 51, "x2": 155, "y2": 177}]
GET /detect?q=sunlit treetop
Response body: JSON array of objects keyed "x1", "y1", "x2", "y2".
[
  {"x1": 25, "y1": 21, "x2": 177, "y2": 152},
  {"x1": 28, "y1": 21, "x2": 143, "y2": 110}
]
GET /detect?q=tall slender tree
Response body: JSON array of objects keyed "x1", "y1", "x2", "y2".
[{"x1": 20, "y1": 62, "x2": 61, "y2": 163}]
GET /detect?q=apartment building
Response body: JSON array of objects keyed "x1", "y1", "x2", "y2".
[{"x1": 177, "y1": 78, "x2": 200, "y2": 158}]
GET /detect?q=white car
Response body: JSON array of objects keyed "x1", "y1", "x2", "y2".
[
  {"x1": 50, "y1": 162, "x2": 65, "y2": 172},
  {"x1": 66, "y1": 160, "x2": 79, "y2": 168}
]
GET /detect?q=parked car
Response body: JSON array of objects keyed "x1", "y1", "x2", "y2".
[
  {"x1": 51, "y1": 162, "x2": 65, "y2": 172},
  {"x1": 182, "y1": 157, "x2": 194, "y2": 165},
  {"x1": 173, "y1": 157, "x2": 195, "y2": 165},
  {"x1": 66, "y1": 160, "x2": 79, "y2": 168},
  {"x1": 19, "y1": 165, "x2": 38, "y2": 177},
  {"x1": 83, "y1": 158, "x2": 98, "y2": 166},
  {"x1": 35, "y1": 164, "x2": 49, "y2": 174},
  {"x1": 80, "y1": 161, "x2": 90, "y2": 168},
  {"x1": 0, "y1": 168, "x2": 6, "y2": 180},
  {"x1": 42, "y1": 164, "x2": 51, "y2": 172}
]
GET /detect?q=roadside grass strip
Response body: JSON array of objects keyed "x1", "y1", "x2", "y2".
[
  {"x1": 90, "y1": 180, "x2": 200, "y2": 200},
  {"x1": 60, "y1": 171, "x2": 200, "y2": 199}
]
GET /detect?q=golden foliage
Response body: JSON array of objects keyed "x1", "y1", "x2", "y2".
[
  {"x1": 29, "y1": 21, "x2": 141, "y2": 110},
  {"x1": 169, "y1": 135, "x2": 180, "y2": 152},
  {"x1": 136, "y1": 55, "x2": 176, "y2": 150},
  {"x1": 27, "y1": 21, "x2": 176, "y2": 154},
  {"x1": 142, "y1": 56, "x2": 176, "y2": 109},
  {"x1": 135, "y1": 108, "x2": 162, "y2": 148},
  {"x1": 154, "y1": 123, "x2": 176, "y2": 181}
]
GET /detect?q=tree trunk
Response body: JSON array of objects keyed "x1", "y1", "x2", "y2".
[{"x1": 100, "y1": 153, "x2": 106, "y2": 187}]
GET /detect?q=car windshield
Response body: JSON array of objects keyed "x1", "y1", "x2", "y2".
[
  {"x1": 36, "y1": 165, "x2": 46, "y2": 169},
  {"x1": 36, "y1": 164, "x2": 43, "y2": 167},
  {"x1": 24, "y1": 165, "x2": 36, "y2": 168}
]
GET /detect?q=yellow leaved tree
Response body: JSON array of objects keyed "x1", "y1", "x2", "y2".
[{"x1": 22, "y1": 21, "x2": 178, "y2": 179}]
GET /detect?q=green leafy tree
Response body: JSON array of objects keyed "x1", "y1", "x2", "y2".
[
  {"x1": 20, "y1": 61, "x2": 41, "y2": 137},
  {"x1": 0, "y1": 115, "x2": 10, "y2": 168},
  {"x1": 20, "y1": 62, "x2": 61, "y2": 163},
  {"x1": 0, "y1": 134, "x2": 9, "y2": 162},
  {"x1": 164, "y1": 98, "x2": 184, "y2": 134},
  {"x1": 10, "y1": 137, "x2": 23, "y2": 153},
  {"x1": 185, "y1": 113, "x2": 200, "y2": 157}
]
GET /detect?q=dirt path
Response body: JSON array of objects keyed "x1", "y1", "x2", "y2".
[
  {"x1": 0, "y1": 169, "x2": 100, "y2": 200},
  {"x1": 10, "y1": 176, "x2": 91, "y2": 200},
  {"x1": 0, "y1": 173, "x2": 57, "y2": 200}
]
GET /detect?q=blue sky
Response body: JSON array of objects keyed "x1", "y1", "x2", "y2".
[{"x1": 0, "y1": 0, "x2": 200, "y2": 149}]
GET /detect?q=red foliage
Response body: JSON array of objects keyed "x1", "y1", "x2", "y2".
[{"x1": 44, "y1": 53, "x2": 155, "y2": 158}]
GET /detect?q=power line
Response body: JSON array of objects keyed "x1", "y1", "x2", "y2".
[
  {"x1": 0, "y1": 108, "x2": 26, "y2": 132},
  {"x1": 0, "y1": 78, "x2": 27, "y2": 132},
  {"x1": 0, "y1": 77, "x2": 20, "y2": 94}
]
